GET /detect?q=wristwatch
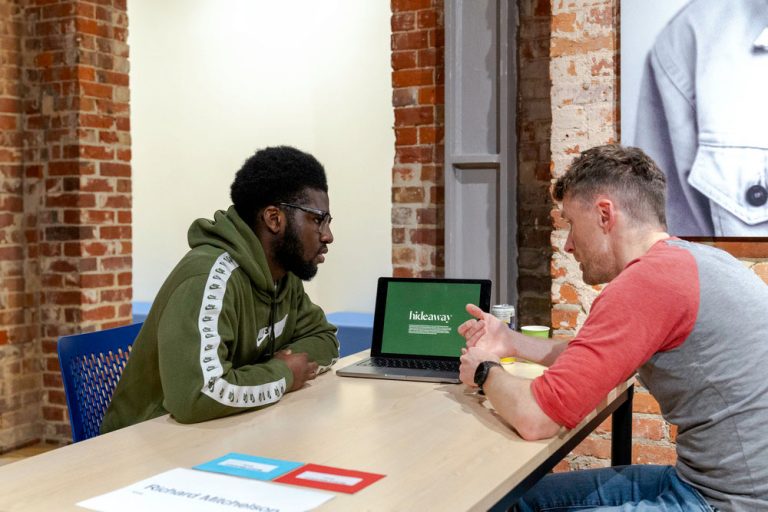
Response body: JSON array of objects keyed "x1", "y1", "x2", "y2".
[{"x1": 474, "y1": 361, "x2": 502, "y2": 393}]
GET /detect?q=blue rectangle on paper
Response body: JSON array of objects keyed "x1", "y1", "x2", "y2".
[{"x1": 193, "y1": 453, "x2": 304, "y2": 481}]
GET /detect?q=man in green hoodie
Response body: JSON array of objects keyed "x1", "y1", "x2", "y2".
[{"x1": 101, "y1": 146, "x2": 339, "y2": 432}]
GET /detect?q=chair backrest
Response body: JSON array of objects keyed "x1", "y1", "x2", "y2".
[{"x1": 57, "y1": 323, "x2": 143, "y2": 442}]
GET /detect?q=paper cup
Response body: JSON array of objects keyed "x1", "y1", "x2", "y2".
[{"x1": 521, "y1": 325, "x2": 550, "y2": 338}]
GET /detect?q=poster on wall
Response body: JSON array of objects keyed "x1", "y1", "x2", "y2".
[{"x1": 621, "y1": 0, "x2": 768, "y2": 237}]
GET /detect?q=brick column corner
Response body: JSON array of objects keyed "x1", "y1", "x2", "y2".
[
  {"x1": 391, "y1": 0, "x2": 445, "y2": 278},
  {"x1": 0, "y1": 0, "x2": 132, "y2": 449}
]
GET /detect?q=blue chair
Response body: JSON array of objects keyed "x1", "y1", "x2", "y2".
[
  {"x1": 57, "y1": 323, "x2": 143, "y2": 442},
  {"x1": 326, "y1": 312, "x2": 374, "y2": 357}
]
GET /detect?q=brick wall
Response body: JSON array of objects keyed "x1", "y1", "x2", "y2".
[
  {"x1": 517, "y1": 0, "x2": 554, "y2": 327},
  {"x1": 549, "y1": 1, "x2": 618, "y2": 337},
  {"x1": 0, "y1": 0, "x2": 131, "y2": 451},
  {"x1": 390, "y1": 0, "x2": 444, "y2": 278},
  {"x1": 0, "y1": 0, "x2": 42, "y2": 450}
]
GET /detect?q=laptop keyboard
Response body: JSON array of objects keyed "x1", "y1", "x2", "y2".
[{"x1": 364, "y1": 357, "x2": 459, "y2": 372}]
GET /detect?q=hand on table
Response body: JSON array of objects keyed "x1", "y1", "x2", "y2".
[{"x1": 274, "y1": 349, "x2": 318, "y2": 391}]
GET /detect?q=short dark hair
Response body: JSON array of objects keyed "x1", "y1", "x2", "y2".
[
  {"x1": 230, "y1": 146, "x2": 328, "y2": 225},
  {"x1": 554, "y1": 144, "x2": 667, "y2": 228}
]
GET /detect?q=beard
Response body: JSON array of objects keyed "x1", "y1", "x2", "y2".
[
  {"x1": 578, "y1": 254, "x2": 613, "y2": 286},
  {"x1": 581, "y1": 266, "x2": 606, "y2": 286},
  {"x1": 274, "y1": 218, "x2": 319, "y2": 281}
]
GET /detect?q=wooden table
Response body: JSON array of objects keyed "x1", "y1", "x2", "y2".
[{"x1": 0, "y1": 352, "x2": 633, "y2": 511}]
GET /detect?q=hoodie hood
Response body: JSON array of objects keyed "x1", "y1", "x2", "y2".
[{"x1": 187, "y1": 206, "x2": 282, "y2": 299}]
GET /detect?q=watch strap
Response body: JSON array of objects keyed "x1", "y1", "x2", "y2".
[{"x1": 474, "y1": 360, "x2": 502, "y2": 393}]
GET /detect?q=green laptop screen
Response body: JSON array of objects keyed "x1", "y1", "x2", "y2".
[{"x1": 380, "y1": 281, "x2": 480, "y2": 357}]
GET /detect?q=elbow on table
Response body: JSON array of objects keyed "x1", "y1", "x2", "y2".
[
  {"x1": 167, "y1": 403, "x2": 208, "y2": 424},
  {"x1": 514, "y1": 415, "x2": 562, "y2": 441},
  {"x1": 164, "y1": 394, "x2": 221, "y2": 425},
  {"x1": 171, "y1": 412, "x2": 199, "y2": 424}
]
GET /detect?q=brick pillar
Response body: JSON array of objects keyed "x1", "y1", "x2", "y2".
[
  {"x1": 517, "y1": 0, "x2": 554, "y2": 327},
  {"x1": 0, "y1": 0, "x2": 132, "y2": 449},
  {"x1": 549, "y1": 0, "x2": 620, "y2": 339},
  {"x1": 0, "y1": 0, "x2": 42, "y2": 449},
  {"x1": 390, "y1": 0, "x2": 444, "y2": 278}
]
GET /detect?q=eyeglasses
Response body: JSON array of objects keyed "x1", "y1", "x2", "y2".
[{"x1": 278, "y1": 202, "x2": 333, "y2": 233}]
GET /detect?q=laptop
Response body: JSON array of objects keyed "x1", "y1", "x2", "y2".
[{"x1": 336, "y1": 277, "x2": 492, "y2": 383}]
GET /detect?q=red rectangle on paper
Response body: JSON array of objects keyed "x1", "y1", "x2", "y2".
[{"x1": 274, "y1": 463, "x2": 385, "y2": 494}]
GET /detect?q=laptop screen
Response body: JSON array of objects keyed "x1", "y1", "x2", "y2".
[{"x1": 375, "y1": 278, "x2": 492, "y2": 359}]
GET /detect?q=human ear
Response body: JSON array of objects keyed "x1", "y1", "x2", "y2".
[
  {"x1": 595, "y1": 198, "x2": 615, "y2": 232},
  {"x1": 261, "y1": 205, "x2": 283, "y2": 235}
]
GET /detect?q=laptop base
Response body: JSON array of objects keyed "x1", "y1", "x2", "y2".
[{"x1": 336, "y1": 359, "x2": 461, "y2": 384}]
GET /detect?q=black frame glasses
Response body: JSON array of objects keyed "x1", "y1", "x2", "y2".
[{"x1": 278, "y1": 202, "x2": 332, "y2": 233}]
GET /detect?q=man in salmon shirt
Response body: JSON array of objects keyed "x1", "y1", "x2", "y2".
[{"x1": 458, "y1": 144, "x2": 768, "y2": 511}]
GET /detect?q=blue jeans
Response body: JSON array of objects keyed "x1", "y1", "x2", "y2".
[{"x1": 513, "y1": 465, "x2": 714, "y2": 511}]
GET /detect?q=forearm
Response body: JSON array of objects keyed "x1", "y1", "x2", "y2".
[
  {"x1": 483, "y1": 367, "x2": 561, "y2": 440},
  {"x1": 161, "y1": 357, "x2": 293, "y2": 424},
  {"x1": 284, "y1": 331, "x2": 339, "y2": 370},
  {"x1": 157, "y1": 307, "x2": 294, "y2": 423},
  {"x1": 289, "y1": 291, "x2": 340, "y2": 369},
  {"x1": 512, "y1": 333, "x2": 568, "y2": 367}
]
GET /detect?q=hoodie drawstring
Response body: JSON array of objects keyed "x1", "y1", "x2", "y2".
[{"x1": 267, "y1": 283, "x2": 277, "y2": 358}]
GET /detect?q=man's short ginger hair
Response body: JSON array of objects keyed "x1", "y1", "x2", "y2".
[{"x1": 554, "y1": 144, "x2": 667, "y2": 228}]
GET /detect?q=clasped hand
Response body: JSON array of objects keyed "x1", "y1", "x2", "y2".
[{"x1": 274, "y1": 349, "x2": 318, "y2": 392}]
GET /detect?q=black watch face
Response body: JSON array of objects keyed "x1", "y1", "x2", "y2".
[{"x1": 474, "y1": 361, "x2": 500, "y2": 389}]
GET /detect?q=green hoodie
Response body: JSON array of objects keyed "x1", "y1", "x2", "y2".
[{"x1": 101, "y1": 207, "x2": 339, "y2": 432}]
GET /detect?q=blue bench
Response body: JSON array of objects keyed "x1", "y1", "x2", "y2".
[
  {"x1": 326, "y1": 311, "x2": 374, "y2": 357},
  {"x1": 132, "y1": 301, "x2": 152, "y2": 323}
]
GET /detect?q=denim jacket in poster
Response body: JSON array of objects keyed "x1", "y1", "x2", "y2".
[{"x1": 635, "y1": 0, "x2": 768, "y2": 236}]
